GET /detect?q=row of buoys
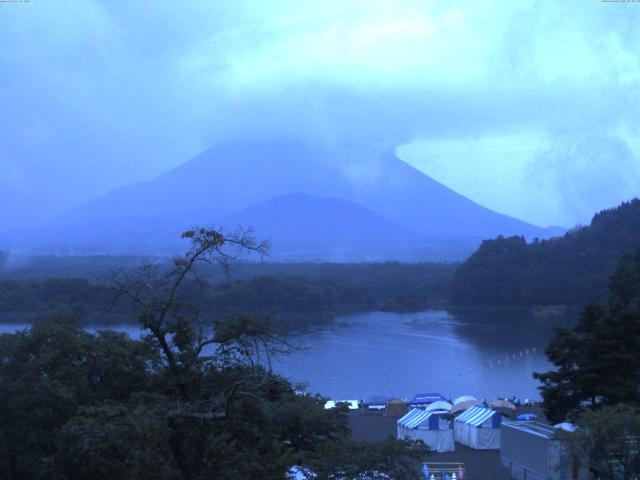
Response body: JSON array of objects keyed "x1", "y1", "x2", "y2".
[{"x1": 487, "y1": 347, "x2": 537, "y2": 368}]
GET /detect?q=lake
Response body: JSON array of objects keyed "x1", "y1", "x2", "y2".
[{"x1": 0, "y1": 307, "x2": 576, "y2": 402}]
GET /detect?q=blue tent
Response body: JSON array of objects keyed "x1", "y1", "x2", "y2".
[
  {"x1": 365, "y1": 396, "x2": 391, "y2": 406},
  {"x1": 408, "y1": 393, "x2": 447, "y2": 406},
  {"x1": 516, "y1": 413, "x2": 537, "y2": 421}
]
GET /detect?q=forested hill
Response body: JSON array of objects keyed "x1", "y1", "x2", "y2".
[{"x1": 450, "y1": 199, "x2": 640, "y2": 306}]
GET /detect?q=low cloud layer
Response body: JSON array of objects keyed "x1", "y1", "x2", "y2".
[{"x1": 1, "y1": 1, "x2": 639, "y2": 229}]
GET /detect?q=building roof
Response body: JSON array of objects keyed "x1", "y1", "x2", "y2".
[{"x1": 501, "y1": 421, "x2": 560, "y2": 438}]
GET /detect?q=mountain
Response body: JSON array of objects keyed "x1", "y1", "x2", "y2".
[
  {"x1": 450, "y1": 199, "x2": 640, "y2": 305},
  {"x1": 221, "y1": 193, "x2": 425, "y2": 261},
  {"x1": 0, "y1": 140, "x2": 562, "y2": 259}
]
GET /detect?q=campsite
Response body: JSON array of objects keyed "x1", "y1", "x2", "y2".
[{"x1": 329, "y1": 393, "x2": 577, "y2": 479}]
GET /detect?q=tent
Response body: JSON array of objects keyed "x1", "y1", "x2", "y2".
[
  {"x1": 554, "y1": 422, "x2": 577, "y2": 432},
  {"x1": 425, "y1": 400, "x2": 453, "y2": 413},
  {"x1": 454, "y1": 406, "x2": 502, "y2": 449},
  {"x1": 365, "y1": 396, "x2": 390, "y2": 410},
  {"x1": 452, "y1": 399, "x2": 481, "y2": 415},
  {"x1": 453, "y1": 395, "x2": 477, "y2": 405},
  {"x1": 397, "y1": 409, "x2": 454, "y2": 452},
  {"x1": 324, "y1": 400, "x2": 359, "y2": 410},
  {"x1": 383, "y1": 398, "x2": 408, "y2": 417},
  {"x1": 516, "y1": 413, "x2": 537, "y2": 421},
  {"x1": 489, "y1": 399, "x2": 516, "y2": 418},
  {"x1": 408, "y1": 393, "x2": 447, "y2": 407}
]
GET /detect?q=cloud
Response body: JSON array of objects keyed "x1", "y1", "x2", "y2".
[
  {"x1": 529, "y1": 133, "x2": 640, "y2": 226},
  {"x1": 0, "y1": 0, "x2": 639, "y2": 229}
]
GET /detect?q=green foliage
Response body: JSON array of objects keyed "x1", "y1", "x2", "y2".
[
  {"x1": 451, "y1": 199, "x2": 640, "y2": 305},
  {"x1": 0, "y1": 316, "x2": 353, "y2": 480},
  {"x1": 562, "y1": 404, "x2": 640, "y2": 480},
  {"x1": 0, "y1": 263, "x2": 456, "y2": 327},
  {"x1": 534, "y1": 249, "x2": 640, "y2": 422},
  {"x1": 0, "y1": 229, "x2": 427, "y2": 479},
  {"x1": 306, "y1": 438, "x2": 429, "y2": 480}
]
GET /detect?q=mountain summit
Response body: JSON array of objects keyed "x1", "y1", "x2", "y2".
[{"x1": 1, "y1": 140, "x2": 562, "y2": 259}]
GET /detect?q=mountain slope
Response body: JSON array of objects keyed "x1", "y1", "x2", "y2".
[
  {"x1": 220, "y1": 193, "x2": 423, "y2": 260},
  {"x1": 0, "y1": 140, "x2": 562, "y2": 258},
  {"x1": 450, "y1": 199, "x2": 640, "y2": 305}
]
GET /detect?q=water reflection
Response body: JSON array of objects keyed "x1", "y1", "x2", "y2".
[
  {"x1": 273, "y1": 308, "x2": 577, "y2": 401},
  {"x1": 0, "y1": 307, "x2": 577, "y2": 401}
]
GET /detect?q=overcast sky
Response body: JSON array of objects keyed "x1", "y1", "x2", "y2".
[{"x1": 1, "y1": 0, "x2": 639, "y2": 230}]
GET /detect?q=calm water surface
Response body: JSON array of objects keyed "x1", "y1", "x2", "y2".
[
  {"x1": 273, "y1": 308, "x2": 575, "y2": 401},
  {"x1": 0, "y1": 308, "x2": 575, "y2": 401}
]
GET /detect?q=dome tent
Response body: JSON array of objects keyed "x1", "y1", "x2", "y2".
[
  {"x1": 425, "y1": 400, "x2": 453, "y2": 413},
  {"x1": 383, "y1": 398, "x2": 408, "y2": 417},
  {"x1": 452, "y1": 399, "x2": 481, "y2": 415}
]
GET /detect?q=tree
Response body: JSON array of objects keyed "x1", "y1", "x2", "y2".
[
  {"x1": 0, "y1": 227, "x2": 428, "y2": 479},
  {"x1": 306, "y1": 438, "x2": 429, "y2": 480},
  {"x1": 562, "y1": 405, "x2": 640, "y2": 480},
  {"x1": 534, "y1": 249, "x2": 640, "y2": 422},
  {"x1": 0, "y1": 315, "x2": 160, "y2": 480}
]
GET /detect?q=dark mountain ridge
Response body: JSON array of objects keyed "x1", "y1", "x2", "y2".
[{"x1": 450, "y1": 199, "x2": 640, "y2": 305}]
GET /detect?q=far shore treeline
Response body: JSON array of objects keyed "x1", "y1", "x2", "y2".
[
  {"x1": 0, "y1": 261, "x2": 455, "y2": 327},
  {"x1": 1, "y1": 199, "x2": 640, "y2": 328}
]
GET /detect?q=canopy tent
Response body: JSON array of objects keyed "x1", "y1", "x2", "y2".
[
  {"x1": 384, "y1": 398, "x2": 408, "y2": 417},
  {"x1": 452, "y1": 399, "x2": 481, "y2": 415},
  {"x1": 397, "y1": 409, "x2": 454, "y2": 452},
  {"x1": 554, "y1": 422, "x2": 577, "y2": 432},
  {"x1": 454, "y1": 406, "x2": 502, "y2": 450},
  {"x1": 425, "y1": 400, "x2": 453, "y2": 413},
  {"x1": 453, "y1": 395, "x2": 477, "y2": 405},
  {"x1": 489, "y1": 399, "x2": 516, "y2": 418},
  {"x1": 516, "y1": 413, "x2": 537, "y2": 421},
  {"x1": 408, "y1": 393, "x2": 447, "y2": 406},
  {"x1": 365, "y1": 396, "x2": 390, "y2": 410}
]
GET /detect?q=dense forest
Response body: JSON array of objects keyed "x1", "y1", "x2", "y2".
[
  {"x1": 0, "y1": 229, "x2": 429, "y2": 480},
  {"x1": 533, "y1": 249, "x2": 640, "y2": 479},
  {"x1": 450, "y1": 199, "x2": 640, "y2": 305},
  {"x1": 0, "y1": 259, "x2": 455, "y2": 328}
]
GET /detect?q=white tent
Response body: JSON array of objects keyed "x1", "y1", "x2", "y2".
[
  {"x1": 454, "y1": 406, "x2": 501, "y2": 450},
  {"x1": 425, "y1": 400, "x2": 453, "y2": 413},
  {"x1": 324, "y1": 400, "x2": 359, "y2": 410},
  {"x1": 397, "y1": 409, "x2": 454, "y2": 452},
  {"x1": 453, "y1": 395, "x2": 477, "y2": 405}
]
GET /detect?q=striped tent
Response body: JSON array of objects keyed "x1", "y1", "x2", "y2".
[
  {"x1": 397, "y1": 409, "x2": 454, "y2": 452},
  {"x1": 454, "y1": 406, "x2": 501, "y2": 450}
]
